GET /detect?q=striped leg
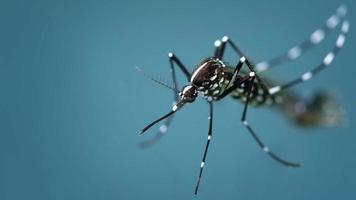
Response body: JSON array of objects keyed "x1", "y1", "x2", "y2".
[
  {"x1": 139, "y1": 53, "x2": 191, "y2": 148},
  {"x1": 268, "y1": 20, "x2": 349, "y2": 96},
  {"x1": 194, "y1": 101, "x2": 213, "y2": 195},
  {"x1": 214, "y1": 36, "x2": 245, "y2": 59},
  {"x1": 242, "y1": 73, "x2": 301, "y2": 167},
  {"x1": 214, "y1": 37, "x2": 273, "y2": 98},
  {"x1": 255, "y1": 5, "x2": 347, "y2": 72}
]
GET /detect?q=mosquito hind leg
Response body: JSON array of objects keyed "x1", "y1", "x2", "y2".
[
  {"x1": 268, "y1": 20, "x2": 349, "y2": 95},
  {"x1": 255, "y1": 5, "x2": 348, "y2": 72}
]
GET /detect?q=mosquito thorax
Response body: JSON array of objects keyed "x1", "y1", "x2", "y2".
[
  {"x1": 179, "y1": 85, "x2": 197, "y2": 103},
  {"x1": 190, "y1": 58, "x2": 226, "y2": 97}
]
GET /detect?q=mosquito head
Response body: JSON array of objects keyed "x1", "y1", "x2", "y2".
[{"x1": 179, "y1": 85, "x2": 197, "y2": 103}]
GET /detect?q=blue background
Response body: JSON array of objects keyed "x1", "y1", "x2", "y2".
[{"x1": 1, "y1": 0, "x2": 355, "y2": 199}]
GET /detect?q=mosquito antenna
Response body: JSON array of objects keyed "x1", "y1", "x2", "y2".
[
  {"x1": 139, "y1": 101, "x2": 185, "y2": 135},
  {"x1": 135, "y1": 66, "x2": 179, "y2": 93}
]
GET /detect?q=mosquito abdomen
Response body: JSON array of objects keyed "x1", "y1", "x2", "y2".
[{"x1": 277, "y1": 91, "x2": 343, "y2": 127}]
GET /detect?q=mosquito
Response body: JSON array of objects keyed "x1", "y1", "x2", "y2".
[{"x1": 138, "y1": 5, "x2": 349, "y2": 195}]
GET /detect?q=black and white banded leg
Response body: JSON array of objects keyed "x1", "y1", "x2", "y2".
[
  {"x1": 194, "y1": 100, "x2": 213, "y2": 195},
  {"x1": 242, "y1": 72, "x2": 301, "y2": 167},
  {"x1": 214, "y1": 36, "x2": 245, "y2": 60},
  {"x1": 139, "y1": 52, "x2": 191, "y2": 148},
  {"x1": 214, "y1": 36, "x2": 267, "y2": 91},
  {"x1": 268, "y1": 20, "x2": 349, "y2": 95},
  {"x1": 255, "y1": 5, "x2": 348, "y2": 72}
]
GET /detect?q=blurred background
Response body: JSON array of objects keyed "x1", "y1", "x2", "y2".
[{"x1": 0, "y1": 0, "x2": 355, "y2": 199}]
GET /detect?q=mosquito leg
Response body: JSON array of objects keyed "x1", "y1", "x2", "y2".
[
  {"x1": 268, "y1": 20, "x2": 349, "y2": 96},
  {"x1": 139, "y1": 53, "x2": 191, "y2": 148},
  {"x1": 255, "y1": 5, "x2": 347, "y2": 72},
  {"x1": 194, "y1": 100, "x2": 213, "y2": 195},
  {"x1": 241, "y1": 73, "x2": 301, "y2": 167},
  {"x1": 168, "y1": 52, "x2": 191, "y2": 82},
  {"x1": 214, "y1": 35, "x2": 246, "y2": 60},
  {"x1": 213, "y1": 39, "x2": 222, "y2": 59},
  {"x1": 138, "y1": 116, "x2": 173, "y2": 148},
  {"x1": 218, "y1": 74, "x2": 250, "y2": 100}
]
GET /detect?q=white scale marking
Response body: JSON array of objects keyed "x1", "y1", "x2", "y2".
[
  {"x1": 336, "y1": 34, "x2": 345, "y2": 47},
  {"x1": 210, "y1": 75, "x2": 217, "y2": 81},
  {"x1": 326, "y1": 15, "x2": 339, "y2": 29},
  {"x1": 172, "y1": 105, "x2": 178, "y2": 111},
  {"x1": 219, "y1": 77, "x2": 225, "y2": 83},
  {"x1": 323, "y1": 52, "x2": 335, "y2": 66},
  {"x1": 342, "y1": 21, "x2": 350, "y2": 33},
  {"x1": 201, "y1": 162, "x2": 205, "y2": 168},
  {"x1": 240, "y1": 56, "x2": 246, "y2": 62},
  {"x1": 287, "y1": 46, "x2": 302, "y2": 59},
  {"x1": 214, "y1": 40, "x2": 221, "y2": 47},
  {"x1": 269, "y1": 86, "x2": 281, "y2": 95},
  {"x1": 301, "y1": 72, "x2": 313, "y2": 81},
  {"x1": 263, "y1": 146, "x2": 270, "y2": 152},
  {"x1": 211, "y1": 83, "x2": 218, "y2": 90},
  {"x1": 208, "y1": 135, "x2": 211, "y2": 140},
  {"x1": 310, "y1": 29, "x2": 325, "y2": 44},
  {"x1": 222, "y1": 36, "x2": 229, "y2": 42},
  {"x1": 337, "y1": 5, "x2": 347, "y2": 16}
]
